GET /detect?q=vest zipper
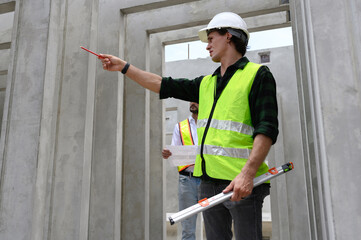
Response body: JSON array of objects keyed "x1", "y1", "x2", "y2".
[
  {"x1": 200, "y1": 96, "x2": 219, "y2": 180},
  {"x1": 200, "y1": 68, "x2": 235, "y2": 180}
]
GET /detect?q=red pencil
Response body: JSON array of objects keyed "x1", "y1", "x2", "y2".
[{"x1": 80, "y1": 46, "x2": 104, "y2": 58}]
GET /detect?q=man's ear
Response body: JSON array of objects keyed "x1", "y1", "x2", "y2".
[{"x1": 226, "y1": 32, "x2": 233, "y2": 42}]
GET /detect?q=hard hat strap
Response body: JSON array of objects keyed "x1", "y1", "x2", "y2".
[{"x1": 227, "y1": 28, "x2": 248, "y2": 42}]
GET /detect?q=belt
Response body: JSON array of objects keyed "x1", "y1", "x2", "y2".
[{"x1": 179, "y1": 170, "x2": 194, "y2": 177}]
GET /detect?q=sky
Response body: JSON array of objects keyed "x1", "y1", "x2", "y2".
[{"x1": 165, "y1": 27, "x2": 294, "y2": 62}]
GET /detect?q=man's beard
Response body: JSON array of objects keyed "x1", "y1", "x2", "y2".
[{"x1": 190, "y1": 106, "x2": 198, "y2": 114}]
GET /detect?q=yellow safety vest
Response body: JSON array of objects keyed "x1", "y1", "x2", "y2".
[
  {"x1": 177, "y1": 118, "x2": 195, "y2": 172},
  {"x1": 193, "y1": 62, "x2": 269, "y2": 181}
]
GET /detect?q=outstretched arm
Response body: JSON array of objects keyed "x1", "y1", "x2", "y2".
[{"x1": 99, "y1": 54, "x2": 162, "y2": 93}]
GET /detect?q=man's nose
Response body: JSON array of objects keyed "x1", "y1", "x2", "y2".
[{"x1": 206, "y1": 43, "x2": 211, "y2": 50}]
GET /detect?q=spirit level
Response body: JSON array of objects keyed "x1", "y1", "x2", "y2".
[{"x1": 169, "y1": 162, "x2": 294, "y2": 225}]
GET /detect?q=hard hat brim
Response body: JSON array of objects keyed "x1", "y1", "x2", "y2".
[{"x1": 198, "y1": 27, "x2": 209, "y2": 43}]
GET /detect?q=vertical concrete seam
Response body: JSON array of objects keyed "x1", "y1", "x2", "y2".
[
  {"x1": 304, "y1": 0, "x2": 336, "y2": 239},
  {"x1": 115, "y1": 9, "x2": 125, "y2": 240},
  {"x1": 289, "y1": 1, "x2": 318, "y2": 238},
  {"x1": 160, "y1": 36, "x2": 167, "y2": 240},
  {"x1": 120, "y1": 11, "x2": 127, "y2": 239},
  {"x1": 144, "y1": 31, "x2": 150, "y2": 240},
  {"x1": 274, "y1": 95, "x2": 291, "y2": 240},
  {"x1": 31, "y1": 0, "x2": 62, "y2": 239},
  {"x1": 47, "y1": 0, "x2": 69, "y2": 238},
  {"x1": 79, "y1": 0, "x2": 99, "y2": 239}
]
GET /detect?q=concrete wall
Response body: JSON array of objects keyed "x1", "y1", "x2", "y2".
[
  {"x1": 291, "y1": 0, "x2": 361, "y2": 239},
  {"x1": 0, "y1": 0, "x2": 360, "y2": 240},
  {"x1": 0, "y1": 1, "x2": 125, "y2": 240}
]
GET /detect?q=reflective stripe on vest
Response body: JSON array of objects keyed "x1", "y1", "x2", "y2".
[
  {"x1": 178, "y1": 119, "x2": 194, "y2": 172},
  {"x1": 197, "y1": 145, "x2": 251, "y2": 159},
  {"x1": 194, "y1": 62, "x2": 269, "y2": 181},
  {"x1": 197, "y1": 119, "x2": 254, "y2": 136}
]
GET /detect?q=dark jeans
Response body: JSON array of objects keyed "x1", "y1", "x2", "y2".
[{"x1": 199, "y1": 181, "x2": 270, "y2": 240}]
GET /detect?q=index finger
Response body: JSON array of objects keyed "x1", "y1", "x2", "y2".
[{"x1": 222, "y1": 182, "x2": 234, "y2": 193}]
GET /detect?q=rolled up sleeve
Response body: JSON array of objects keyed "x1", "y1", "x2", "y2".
[{"x1": 250, "y1": 66, "x2": 279, "y2": 144}]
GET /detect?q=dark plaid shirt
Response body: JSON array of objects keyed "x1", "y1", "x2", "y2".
[{"x1": 160, "y1": 57, "x2": 279, "y2": 144}]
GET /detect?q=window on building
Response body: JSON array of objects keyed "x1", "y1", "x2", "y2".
[{"x1": 259, "y1": 52, "x2": 271, "y2": 63}]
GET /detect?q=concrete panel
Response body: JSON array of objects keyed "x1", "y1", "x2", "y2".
[
  {"x1": 0, "y1": 0, "x2": 124, "y2": 240},
  {"x1": 307, "y1": 1, "x2": 361, "y2": 239},
  {"x1": 149, "y1": 33, "x2": 166, "y2": 239},
  {"x1": 88, "y1": 1, "x2": 123, "y2": 240},
  {"x1": 138, "y1": 0, "x2": 285, "y2": 34},
  {"x1": 30, "y1": 0, "x2": 126, "y2": 239},
  {"x1": 120, "y1": 0, "x2": 200, "y2": 14},
  {"x1": 291, "y1": 0, "x2": 361, "y2": 239},
  {"x1": 122, "y1": 14, "x2": 149, "y2": 240},
  {"x1": 46, "y1": 0, "x2": 93, "y2": 237},
  {"x1": 43, "y1": 0, "x2": 121, "y2": 239},
  {"x1": 0, "y1": 49, "x2": 10, "y2": 71},
  {"x1": 0, "y1": 0, "x2": 51, "y2": 239},
  {"x1": 0, "y1": 89, "x2": 5, "y2": 126},
  {"x1": 0, "y1": 74, "x2": 6, "y2": 89},
  {"x1": 246, "y1": 11, "x2": 290, "y2": 32},
  {"x1": 0, "y1": 1, "x2": 15, "y2": 14},
  {"x1": 0, "y1": 12, "x2": 14, "y2": 44}
]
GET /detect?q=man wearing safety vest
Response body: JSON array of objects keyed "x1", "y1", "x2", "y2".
[
  {"x1": 162, "y1": 102, "x2": 200, "y2": 240},
  {"x1": 99, "y1": 11, "x2": 278, "y2": 240}
]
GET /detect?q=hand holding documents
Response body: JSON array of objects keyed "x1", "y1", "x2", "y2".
[{"x1": 164, "y1": 145, "x2": 197, "y2": 166}]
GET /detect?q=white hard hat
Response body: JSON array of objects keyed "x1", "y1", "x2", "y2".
[{"x1": 198, "y1": 12, "x2": 250, "y2": 43}]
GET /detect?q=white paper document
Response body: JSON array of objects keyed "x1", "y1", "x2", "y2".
[{"x1": 164, "y1": 145, "x2": 198, "y2": 166}]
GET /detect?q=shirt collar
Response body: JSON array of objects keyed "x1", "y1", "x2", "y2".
[
  {"x1": 189, "y1": 115, "x2": 196, "y2": 124},
  {"x1": 211, "y1": 56, "x2": 250, "y2": 76}
]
